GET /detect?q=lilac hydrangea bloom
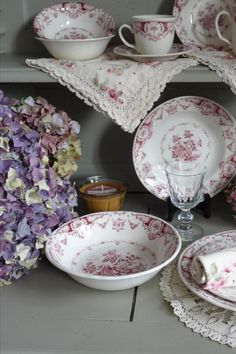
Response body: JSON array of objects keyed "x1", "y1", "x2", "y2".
[{"x1": 0, "y1": 90, "x2": 81, "y2": 285}]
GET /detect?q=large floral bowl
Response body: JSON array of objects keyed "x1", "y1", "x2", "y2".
[
  {"x1": 33, "y1": 2, "x2": 115, "y2": 40},
  {"x1": 45, "y1": 211, "x2": 181, "y2": 291},
  {"x1": 36, "y1": 34, "x2": 114, "y2": 60}
]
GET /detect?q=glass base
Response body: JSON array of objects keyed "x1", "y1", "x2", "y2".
[{"x1": 173, "y1": 222, "x2": 204, "y2": 243}]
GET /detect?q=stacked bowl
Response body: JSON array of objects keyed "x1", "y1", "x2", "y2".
[{"x1": 33, "y1": 2, "x2": 115, "y2": 60}]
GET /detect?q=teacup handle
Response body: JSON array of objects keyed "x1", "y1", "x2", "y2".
[
  {"x1": 215, "y1": 11, "x2": 232, "y2": 48},
  {"x1": 118, "y1": 24, "x2": 136, "y2": 49}
]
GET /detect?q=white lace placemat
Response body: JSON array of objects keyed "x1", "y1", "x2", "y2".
[
  {"x1": 189, "y1": 49, "x2": 236, "y2": 94},
  {"x1": 26, "y1": 50, "x2": 198, "y2": 133},
  {"x1": 160, "y1": 261, "x2": 236, "y2": 348}
]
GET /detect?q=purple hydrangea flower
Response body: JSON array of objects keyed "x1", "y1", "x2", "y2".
[{"x1": 0, "y1": 90, "x2": 81, "y2": 285}]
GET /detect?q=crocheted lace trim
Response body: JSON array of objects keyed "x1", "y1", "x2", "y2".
[{"x1": 160, "y1": 261, "x2": 236, "y2": 347}]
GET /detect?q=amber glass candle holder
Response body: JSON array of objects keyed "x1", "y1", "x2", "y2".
[{"x1": 78, "y1": 176, "x2": 127, "y2": 213}]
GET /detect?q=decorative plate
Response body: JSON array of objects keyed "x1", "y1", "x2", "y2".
[
  {"x1": 33, "y1": 2, "x2": 115, "y2": 40},
  {"x1": 113, "y1": 44, "x2": 193, "y2": 62},
  {"x1": 132, "y1": 96, "x2": 236, "y2": 201},
  {"x1": 173, "y1": 0, "x2": 231, "y2": 49},
  {"x1": 177, "y1": 230, "x2": 236, "y2": 311}
]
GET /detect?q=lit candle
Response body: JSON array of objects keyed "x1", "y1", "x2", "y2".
[{"x1": 78, "y1": 176, "x2": 127, "y2": 213}]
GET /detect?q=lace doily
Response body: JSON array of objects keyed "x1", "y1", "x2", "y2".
[
  {"x1": 189, "y1": 49, "x2": 236, "y2": 94},
  {"x1": 26, "y1": 50, "x2": 198, "y2": 133},
  {"x1": 26, "y1": 48, "x2": 235, "y2": 133},
  {"x1": 160, "y1": 261, "x2": 236, "y2": 347}
]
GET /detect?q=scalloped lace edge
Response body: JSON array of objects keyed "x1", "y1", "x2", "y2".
[
  {"x1": 25, "y1": 58, "x2": 198, "y2": 133},
  {"x1": 159, "y1": 263, "x2": 236, "y2": 348}
]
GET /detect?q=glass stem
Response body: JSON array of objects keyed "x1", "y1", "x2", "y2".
[{"x1": 178, "y1": 210, "x2": 194, "y2": 231}]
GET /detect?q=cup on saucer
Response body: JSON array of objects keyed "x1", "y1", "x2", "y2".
[{"x1": 118, "y1": 15, "x2": 176, "y2": 55}]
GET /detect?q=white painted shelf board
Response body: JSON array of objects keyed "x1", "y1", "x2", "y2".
[{"x1": 0, "y1": 53, "x2": 222, "y2": 83}]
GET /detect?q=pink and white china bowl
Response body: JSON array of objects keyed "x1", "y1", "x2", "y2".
[
  {"x1": 35, "y1": 34, "x2": 115, "y2": 60},
  {"x1": 45, "y1": 211, "x2": 181, "y2": 291},
  {"x1": 33, "y1": 2, "x2": 115, "y2": 40}
]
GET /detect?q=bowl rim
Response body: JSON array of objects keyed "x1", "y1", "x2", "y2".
[
  {"x1": 33, "y1": 1, "x2": 116, "y2": 38},
  {"x1": 45, "y1": 211, "x2": 182, "y2": 281},
  {"x1": 35, "y1": 34, "x2": 115, "y2": 42}
]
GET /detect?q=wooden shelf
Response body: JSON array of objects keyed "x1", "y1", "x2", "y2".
[{"x1": 0, "y1": 53, "x2": 222, "y2": 83}]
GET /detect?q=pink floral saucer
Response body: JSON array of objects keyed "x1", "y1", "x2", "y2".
[
  {"x1": 113, "y1": 43, "x2": 193, "y2": 62},
  {"x1": 132, "y1": 96, "x2": 236, "y2": 201},
  {"x1": 177, "y1": 230, "x2": 236, "y2": 311}
]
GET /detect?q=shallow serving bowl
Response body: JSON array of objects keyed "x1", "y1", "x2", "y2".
[
  {"x1": 36, "y1": 34, "x2": 114, "y2": 60},
  {"x1": 45, "y1": 211, "x2": 181, "y2": 291},
  {"x1": 33, "y1": 2, "x2": 115, "y2": 40}
]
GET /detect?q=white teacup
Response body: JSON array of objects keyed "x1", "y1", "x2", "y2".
[
  {"x1": 215, "y1": 4, "x2": 236, "y2": 55},
  {"x1": 118, "y1": 15, "x2": 176, "y2": 55}
]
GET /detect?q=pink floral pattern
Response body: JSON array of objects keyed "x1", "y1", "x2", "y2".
[
  {"x1": 179, "y1": 231, "x2": 236, "y2": 309},
  {"x1": 134, "y1": 21, "x2": 174, "y2": 42},
  {"x1": 166, "y1": 128, "x2": 203, "y2": 161},
  {"x1": 92, "y1": 77, "x2": 124, "y2": 104},
  {"x1": 80, "y1": 245, "x2": 152, "y2": 276},
  {"x1": 173, "y1": 0, "x2": 231, "y2": 49},
  {"x1": 195, "y1": 3, "x2": 227, "y2": 37},
  {"x1": 54, "y1": 27, "x2": 94, "y2": 40},
  {"x1": 133, "y1": 96, "x2": 236, "y2": 201},
  {"x1": 34, "y1": 2, "x2": 115, "y2": 39},
  {"x1": 46, "y1": 211, "x2": 181, "y2": 281}
]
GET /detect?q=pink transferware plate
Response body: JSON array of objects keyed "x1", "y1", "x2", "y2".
[
  {"x1": 132, "y1": 96, "x2": 236, "y2": 201},
  {"x1": 177, "y1": 230, "x2": 236, "y2": 311},
  {"x1": 173, "y1": 0, "x2": 231, "y2": 49},
  {"x1": 113, "y1": 43, "x2": 193, "y2": 62},
  {"x1": 190, "y1": 239, "x2": 236, "y2": 302},
  {"x1": 33, "y1": 2, "x2": 115, "y2": 40}
]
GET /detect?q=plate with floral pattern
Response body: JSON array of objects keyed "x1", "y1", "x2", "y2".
[
  {"x1": 173, "y1": 0, "x2": 231, "y2": 49},
  {"x1": 113, "y1": 43, "x2": 193, "y2": 62},
  {"x1": 177, "y1": 230, "x2": 236, "y2": 311},
  {"x1": 132, "y1": 96, "x2": 236, "y2": 201}
]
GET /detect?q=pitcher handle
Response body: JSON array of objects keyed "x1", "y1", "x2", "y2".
[
  {"x1": 215, "y1": 11, "x2": 232, "y2": 48},
  {"x1": 118, "y1": 24, "x2": 136, "y2": 49}
]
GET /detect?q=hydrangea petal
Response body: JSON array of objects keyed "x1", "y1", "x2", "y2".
[
  {"x1": 5, "y1": 167, "x2": 24, "y2": 191},
  {"x1": 25, "y1": 188, "x2": 42, "y2": 205},
  {"x1": 0, "y1": 137, "x2": 10, "y2": 152}
]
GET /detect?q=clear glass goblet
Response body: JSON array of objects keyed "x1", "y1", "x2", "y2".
[{"x1": 165, "y1": 161, "x2": 206, "y2": 242}]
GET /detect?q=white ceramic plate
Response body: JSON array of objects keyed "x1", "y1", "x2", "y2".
[
  {"x1": 190, "y1": 237, "x2": 236, "y2": 302},
  {"x1": 132, "y1": 96, "x2": 236, "y2": 201},
  {"x1": 177, "y1": 230, "x2": 236, "y2": 311},
  {"x1": 173, "y1": 0, "x2": 231, "y2": 49},
  {"x1": 45, "y1": 211, "x2": 181, "y2": 291},
  {"x1": 113, "y1": 44, "x2": 193, "y2": 62}
]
